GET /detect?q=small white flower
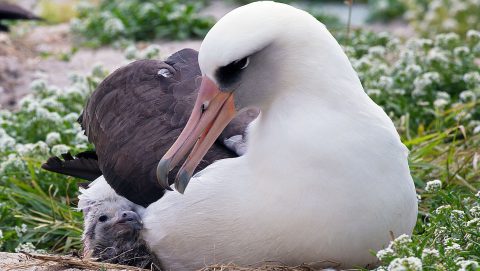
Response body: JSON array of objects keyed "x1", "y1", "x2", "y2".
[
  {"x1": 450, "y1": 210, "x2": 465, "y2": 219},
  {"x1": 16, "y1": 141, "x2": 49, "y2": 157},
  {"x1": 75, "y1": 131, "x2": 89, "y2": 144},
  {"x1": 470, "y1": 205, "x2": 480, "y2": 216},
  {"x1": 405, "y1": 64, "x2": 422, "y2": 76},
  {"x1": 124, "y1": 45, "x2": 139, "y2": 60},
  {"x1": 425, "y1": 179, "x2": 442, "y2": 192},
  {"x1": 0, "y1": 229, "x2": 3, "y2": 239},
  {"x1": 435, "y1": 205, "x2": 451, "y2": 214},
  {"x1": 0, "y1": 154, "x2": 25, "y2": 175},
  {"x1": 466, "y1": 30, "x2": 480, "y2": 42},
  {"x1": 104, "y1": 17, "x2": 125, "y2": 34},
  {"x1": 14, "y1": 224, "x2": 27, "y2": 237},
  {"x1": 391, "y1": 234, "x2": 412, "y2": 250},
  {"x1": 434, "y1": 33, "x2": 460, "y2": 48},
  {"x1": 64, "y1": 112, "x2": 80, "y2": 123},
  {"x1": 436, "y1": 91, "x2": 451, "y2": 100},
  {"x1": 457, "y1": 260, "x2": 479, "y2": 271},
  {"x1": 421, "y1": 248, "x2": 439, "y2": 259},
  {"x1": 142, "y1": 44, "x2": 161, "y2": 59},
  {"x1": 376, "y1": 247, "x2": 395, "y2": 261},
  {"x1": 406, "y1": 38, "x2": 433, "y2": 50},
  {"x1": 139, "y1": 2, "x2": 156, "y2": 16},
  {"x1": 45, "y1": 132, "x2": 61, "y2": 146},
  {"x1": 466, "y1": 217, "x2": 479, "y2": 227},
  {"x1": 427, "y1": 48, "x2": 449, "y2": 65},
  {"x1": 29, "y1": 79, "x2": 47, "y2": 93},
  {"x1": 0, "y1": 128, "x2": 15, "y2": 152},
  {"x1": 453, "y1": 46, "x2": 470, "y2": 57},
  {"x1": 433, "y1": 99, "x2": 449, "y2": 109},
  {"x1": 387, "y1": 257, "x2": 422, "y2": 271},
  {"x1": 463, "y1": 72, "x2": 480, "y2": 85},
  {"x1": 14, "y1": 242, "x2": 36, "y2": 253},
  {"x1": 40, "y1": 97, "x2": 64, "y2": 111},
  {"x1": 51, "y1": 144, "x2": 70, "y2": 156},
  {"x1": 434, "y1": 226, "x2": 447, "y2": 237},
  {"x1": 368, "y1": 46, "x2": 386, "y2": 57},
  {"x1": 442, "y1": 18, "x2": 457, "y2": 30},
  {"x1": 92, "y1": 63, "x2": 107, "y2": 78},
  {"x1": 367, "y1": 89, "x2": 382, "y2": 96},
  {"x1": 445, "y1": 242, "x2": 461, "y2": 254},
  {"x1": 459, "y1": 90, "x2": 476, "y2": 102},
  {"x1": 378, "y1": 76, "x2": 393, "y2": 90}
]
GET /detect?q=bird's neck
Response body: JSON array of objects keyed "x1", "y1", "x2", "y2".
[{"x1": 244, "y1": 45, "x2": 374, "y2": 181}]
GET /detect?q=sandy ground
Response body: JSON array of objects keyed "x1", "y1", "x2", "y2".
[
  {"x1": 0, "y1": 252, "x2": 92, "y2": 271},
  {"x1": 0, "y1": 252, "x2": 158, "y2": 270}
]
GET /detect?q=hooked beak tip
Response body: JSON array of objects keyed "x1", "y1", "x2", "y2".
[
  {"x1": 174, "y1": 169, "x2": 192, "y2": 194},
  {"x1": 157, "y1": 159, "x2": 173, "y2": 190}
]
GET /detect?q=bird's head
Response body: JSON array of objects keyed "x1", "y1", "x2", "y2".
[
  {"x1": 78, "y1": 177, "x2": 145, "y2": 260},
  {"x1": 157, "y1": 1, "x2": 348, "y2": 193}
]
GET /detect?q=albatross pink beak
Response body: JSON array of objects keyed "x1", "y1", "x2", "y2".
[{"x1": 157, "y1": 76, "x2": 236, "y2": 193}]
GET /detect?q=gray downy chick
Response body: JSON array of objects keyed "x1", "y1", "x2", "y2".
[{"x1": 78, "y1": 176, "x2": 160, "y2": 269}]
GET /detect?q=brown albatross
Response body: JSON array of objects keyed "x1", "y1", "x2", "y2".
[{"x1": 43, "y1": 48, "x2": 257, "y2": 207}]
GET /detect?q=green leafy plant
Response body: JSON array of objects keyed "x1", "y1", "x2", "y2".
[
  {"x1": 70, "y1": 0, "x2": 215, "y2": 47},
  {"x1": 347, "y1": 30, "x2": 480, "y2": 133},
  {"x1": 403, "y1": 0, "x2": 480, "y2": 37},
  {"x1": 0, "y1": 66, "x2": 108, "y2": 253},
  {"x1": 367, "y1": 0, "x2": 407, "y2": 22}
]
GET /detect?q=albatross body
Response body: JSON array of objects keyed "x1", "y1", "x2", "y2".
[{"x1": 143, "y1": 2, "x2": 418, "y2": 269}]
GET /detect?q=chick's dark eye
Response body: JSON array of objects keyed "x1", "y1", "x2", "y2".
[{"x1": 98, "y1": 215, "x2": 108, "y2": 222}]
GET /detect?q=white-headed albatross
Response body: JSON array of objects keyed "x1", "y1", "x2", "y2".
[{"x1": 147, "y1": 1, "x2": 418, "y2": 269}]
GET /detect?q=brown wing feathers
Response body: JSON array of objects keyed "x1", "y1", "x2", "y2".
[
  {"x1": 41, "y1": 151, "x2": 102, "y2": 181},
  {"x1": 42, "y1": 49, "x2": 255, "y2": 207}
]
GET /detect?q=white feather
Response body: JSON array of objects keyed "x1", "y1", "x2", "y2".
[{"x1": 141, "y1": 2, "x2": 417, "y2": 270}]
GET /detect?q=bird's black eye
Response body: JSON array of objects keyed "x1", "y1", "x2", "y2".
[
  {"x1": 235, "y1": 57, "x2": 250, "y2": 70},
  {"x1": 215, "y1": 57, "x2": 250, "y2": 89},
  {"x1": 98, "y1": 215, "x2": 108, "y2": 222}
]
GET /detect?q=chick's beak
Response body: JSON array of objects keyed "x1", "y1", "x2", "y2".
[{"x1": 157, "y1": 76, "x2": 237, "y2": 193}]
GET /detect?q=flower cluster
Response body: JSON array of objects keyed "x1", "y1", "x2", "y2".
[
  {"x1": 404, "y1": 0, "x2": 480, "y2": 37},
  {"x1": 375, "y1": 178, "x2": 480, "y2": 270},
  {"x1": 0, "y1": 66, "x2": 106, "y2": 252},
  {"x1": 71, "y1": 0, "x2": 215, "y2": 47},
  {"x1": 347, "y1": 30, "x2": 480, "y2": 132},
  {"x1": 124, "y1": 44, "x2": 162, "y2": 60},
  {"x1": 425, "y1": 180, "x2": 442, "y2": 192}
]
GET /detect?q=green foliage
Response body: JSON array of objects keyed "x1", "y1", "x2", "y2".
[
  {"x1": 0, "y1": 66, "x2": 108, "y2": 253},
  {"x1": 346, "y1": 30, "x2": 480, "y2": 133},
  {"x1": 375, "y1": 180, "x2": 480, "y2": 270},
  {"x1": 308, "y1": 7, "x2": 344, "y2": 32},
  {"x1": 404, "y1": 0, "x2": 480, "y2": 37},
  {"x1": 38, "y1": 0, "x2": 78, "y2": 24},
  {"x1": 367, "y1": 0, "x2": 407, "y2": 22},
  {"x1": 70, "y1": 0, "x2": 215, "y2": 47}
]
